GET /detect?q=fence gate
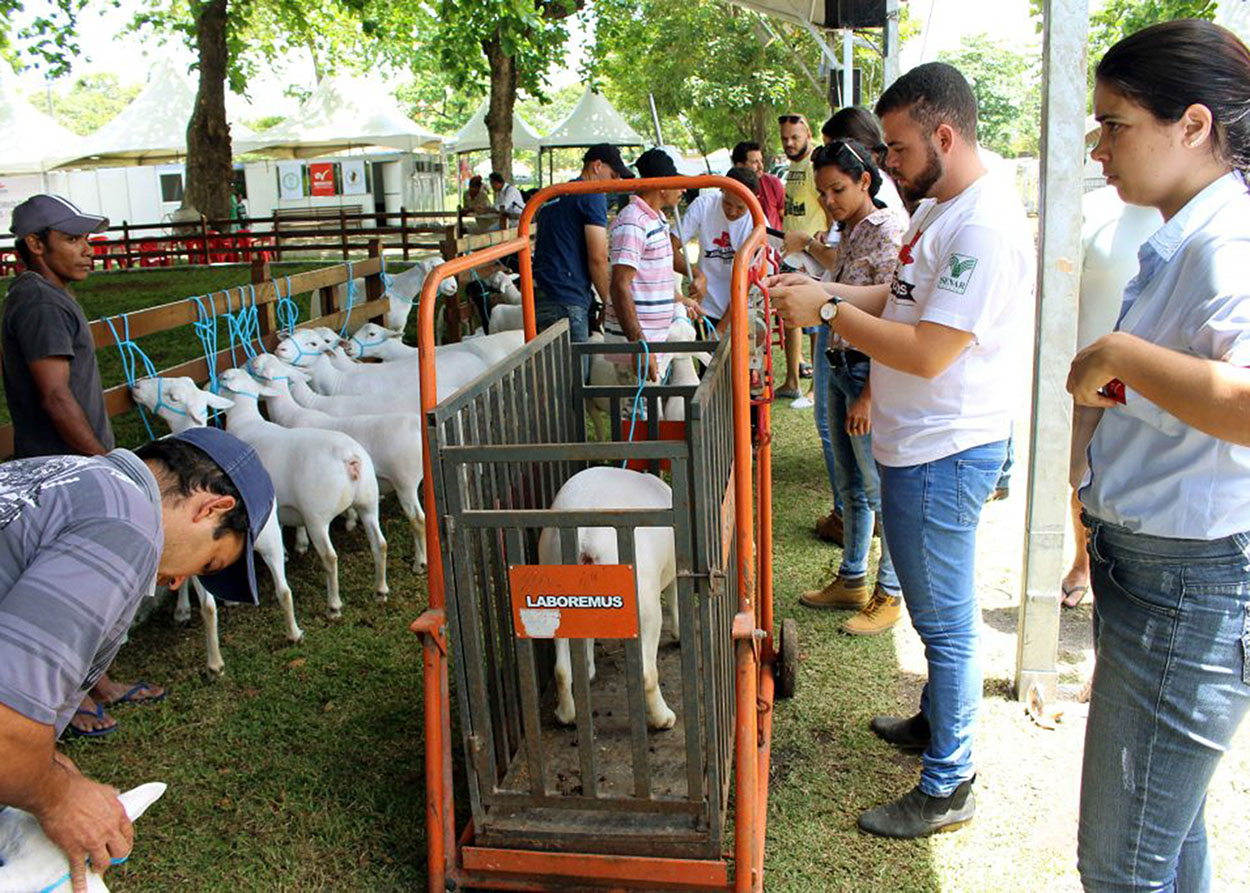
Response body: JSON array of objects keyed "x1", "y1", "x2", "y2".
[{"x1": 427, "y1": 322, "x2": 738, "y2": 860}]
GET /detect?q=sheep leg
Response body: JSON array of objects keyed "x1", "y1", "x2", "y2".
[
  {"x1": 294, "y1": 525, "x2": 310, "y2": 555},
  {"x1": 174, "y1": 579, "x2": 192, "y2": 624},
  {"x1": 344, "y1": 507, "x2": 359, "y2": 531},
  {"x1": 397, "y1": 487, "x2": 427, "y2": 571},
  {"x1": 357, "y1": 504, "x2": 389, "y2": 602},
  {"x1": 584, "y1": 638, "x2": 596, "y2": 683},
  {"x1": 554, "y1": 638, "x2": 576, "y2": 725},
  {"x1": 256, "y1": 521, "x2": 302, "y2": 643},
  {"x1": 663, "y1": 577, "x2": 680, "y2": 644},
  {"x1": 192, "y1": 576, "x2": 225, "y2": 678},
  {"x1": 306, "y1": 522, "x2": 342, "y2": 619},
  {"x1": 641, "y1": 582, "x2": 676, "y2": 730}
]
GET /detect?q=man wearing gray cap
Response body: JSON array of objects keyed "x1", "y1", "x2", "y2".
[
  {"x1": 0, "y1": 426, "x2": 275, "y2": 893},
  {"x1": 3, "y1": 194, "x2": 153, "y2": 736}
]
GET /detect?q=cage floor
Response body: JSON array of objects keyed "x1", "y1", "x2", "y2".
[{"x1": 477, "y1": 635, "x2": 721, "y2": 859}]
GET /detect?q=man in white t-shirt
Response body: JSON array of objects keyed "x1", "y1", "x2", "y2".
[
  {"x1": 678, "y1": 166, "x2": 758, "y2": 331},
  {"x1": 769, "y1": 62, "x2": 1034, "y2": 840},
  {"x1": 489, "y1": 172, "x2": 525, "y2": 225}
]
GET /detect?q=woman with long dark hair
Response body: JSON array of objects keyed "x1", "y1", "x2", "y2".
[{"x1": 1069, "y1": 19, "x2": 1250, "y2": 891}]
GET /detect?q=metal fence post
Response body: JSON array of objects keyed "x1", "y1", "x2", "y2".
[{"x1": 1015, "y1": 0, "x2": 1088, "y2": 702}]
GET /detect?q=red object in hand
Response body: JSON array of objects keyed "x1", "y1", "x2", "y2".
[{"x1": 1100, "y1": 378, "x2": 1127, "y2": 404}]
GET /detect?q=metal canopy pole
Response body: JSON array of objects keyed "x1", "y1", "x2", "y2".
[
  {"x1": 883, "y1": 0, "x2": 901, "y2": 88},
  {"x1": 1015, "y1": 0, "x2": 1088, "y2": 701}
]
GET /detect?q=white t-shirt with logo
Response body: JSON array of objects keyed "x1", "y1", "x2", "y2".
[
  {"x1": 870, "y1": 174, "x2": 1034, "y2": 467},
  {"x1": 679, "y1": 192, "x2": 755, "y2": 320}
]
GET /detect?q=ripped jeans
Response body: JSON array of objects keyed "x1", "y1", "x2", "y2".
[{"x1": 1078, "y1": 515, "x2": 1250, "y2": 893}]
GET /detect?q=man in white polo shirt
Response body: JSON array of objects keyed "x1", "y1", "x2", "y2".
[
  {"x1": 769, "y1": 62, "x2": 1033, "y2": 839},
  {"x1": 678, "y1": 166, "x2": 759, "y2": 332}
]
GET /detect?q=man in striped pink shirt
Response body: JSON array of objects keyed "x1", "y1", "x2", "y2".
[{"x1": 606, "y1": 148, "x2": 704, "y2": 379}]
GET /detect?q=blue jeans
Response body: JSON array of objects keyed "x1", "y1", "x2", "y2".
[
  {"x1": 1077, "y1": 516, "x2": 1250, "y2": 893},
  {"x1": 879, "y1": 439, "x2": 1008, "y2": 797},
  {"x1": 827, "y1": 359, "x2": 898, "y2": 593},
  {"x1": 535, "y1": 300, "x2": 590, "y2": 343},
  {"x1": 811, "y1": 327, "x2": 841, "y2": 506}
]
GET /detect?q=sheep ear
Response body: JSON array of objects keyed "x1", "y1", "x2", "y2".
[
  {"x1": 118, "y1": 782, "x2": 167, "y2": 822},
  {"x1": 694, "y1": 352, "x2": 713, "y2": 367},
  {"x1": 203, "y1": 391, "x2": 235, "y2": 410}
]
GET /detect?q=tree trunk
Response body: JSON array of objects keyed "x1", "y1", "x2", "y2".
[
  {"x1": 183, "y1": 0, "x2": 232, "y2": 221},
  {"x1": 481, "y1": 30, "x2": 517, "y2": 180},
  {"x1": 751, "y1": 103, "x2": 770, "y2": 155}
]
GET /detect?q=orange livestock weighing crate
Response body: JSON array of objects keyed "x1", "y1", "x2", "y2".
[{"x1": 410, "y1": 176, "x2": 796, "y2": 891}]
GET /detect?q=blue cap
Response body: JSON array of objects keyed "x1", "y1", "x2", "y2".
[
  {"x1": 10, "y1": 194, "x2": 109, "y2": 238},
  {"x1": 167, "y1": 427, "x2": 275, "y2": 605}
]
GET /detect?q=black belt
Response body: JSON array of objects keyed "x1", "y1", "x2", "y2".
[{"x1": 825, "y1": 347, "x2": 869, "y2": 368}]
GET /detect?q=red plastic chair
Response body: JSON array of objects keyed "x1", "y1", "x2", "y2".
[
  {"x1": 89, "y1": 235, "x2": 115, "y2": 271},
  {"x1": 138, "y1": 240, "x2": 172, "y2": 268}
]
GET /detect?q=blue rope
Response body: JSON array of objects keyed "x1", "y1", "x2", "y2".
[
  {"x1": 379, "y1": 253, "x2": 393, "y2": 292},
  {"x1": 350, "y1": 329, "x2": 390, "y2": 358},
  {"x1": 622, "y1": 340, "x2": 650, "y2": 468},
  {"x1": 36, "y1": 855, "x2": 129, "y2": 893},
  {"x1": 188, "y1": 293, "x2": 220, "y2": 391},
  {"x1": 224, "y1": 285, "x2": 262, "y2": 363},
  {"x1": 275, "y1": 275, "x2": 299, "y2": 337},
  {"x1": 339, "y1": 261, "x2": 356, "y2": 338},
  {"x1": 105, "y1": 313, "x2": 159, "y2": 440}
]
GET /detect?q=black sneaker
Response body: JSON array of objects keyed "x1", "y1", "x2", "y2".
[
  {"x1": 869, "y1": 712, "x2": 931, "y2": 752},
  {"x1": 858, "y1": 776, "x2": 976, "y2": 839}
]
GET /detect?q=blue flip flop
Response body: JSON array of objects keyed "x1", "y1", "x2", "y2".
[
  {"x1": 106, "y1": 680, "x2": 167, "y2": 707},
  {"x1": 66, "y1": 702, "x2": 119, "y2": 738}
]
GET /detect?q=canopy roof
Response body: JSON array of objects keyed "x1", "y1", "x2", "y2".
[
  {"x1": 236, "y1": 74, "x2": 443, "y2": 158},
  {"x1": 451, "y1": 99, "x2": 542, "y2": 154},
  {"x1": 56, "y1": 58, "x2": 255, "y2": 169},
  {"x1": 540, "y1": 88, "x2": 644, "y2": 150},
  {"x1": 0, "y1": 61, "x2": 85, "y2": 174}
]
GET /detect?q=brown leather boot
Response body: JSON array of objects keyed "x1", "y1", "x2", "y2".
[
  {"x1": 815, "y1": 508, "x2": 844, "y2": 546},
  {"x1": 840, "y1": 586, "x2": 903, "y2": 636},
  {"x1": 800, "y1": 574, "x2": 869, "y2": 610}
]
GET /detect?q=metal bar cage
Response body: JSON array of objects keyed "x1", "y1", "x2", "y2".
[{"x1": 427, "y1": 321, "x2": 738, "y2": 859}]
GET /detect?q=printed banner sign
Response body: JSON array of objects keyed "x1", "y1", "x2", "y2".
[
  {"x1": 510, "y1": 564, "x2": 639, "y2": 640},
  {"x1": 277, "y1": 161, "x2": 304, "y2": 200},
  {"x1": 309, "y1": 162, "x2": 336, "y2": 197},
  {"x1": 341, "y1": 160, "x2": 367, "y2": 196}
]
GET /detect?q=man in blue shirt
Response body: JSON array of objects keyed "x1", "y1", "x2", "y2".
[{"x1": 533, "y1": 144, "x2": 633, "y2": 342}]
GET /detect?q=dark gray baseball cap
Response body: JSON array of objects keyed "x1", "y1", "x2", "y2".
[
  {"x1": 10, "y1": 194, "x2": 109, "y2": 238},
  {"x1": 168, "y1": 426, "x2": 276, "y2": 605},
  {"x1": 583, "y1": 144, "x2": 634, "y2": 179}
]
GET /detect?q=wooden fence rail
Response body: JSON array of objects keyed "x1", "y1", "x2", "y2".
[{"x1": 0, "y1": 240, "x2": 392, "y2": 461}]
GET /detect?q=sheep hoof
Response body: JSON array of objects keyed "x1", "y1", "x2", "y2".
[
  {"x1": 375, "y1": 591, "x2": 389, "y2": 605},
  {"x1": 174, "y1": 611, "x2": 192, "y2": 626},
  {"x1": 326, "y1": 608, "x2": 343, "y2": 622},
  {"x1": 554, "y1": 704, "x2": 576, "y2": 726},
  {"x1": 288, "y1": 629, "x2": 306, "y2": 644},
  {"x1": 648, "y1": 707, "x2": 677, "y2": 731},
  {"x1": 205, "y1": 665, "x2": 226, "y2": 681}
]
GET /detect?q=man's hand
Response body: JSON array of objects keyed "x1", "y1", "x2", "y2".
[
  {"x1": 783, "y1": 230, "x2": 813, "y2": 255},
  {"x1": 763, "y1": 271, "x2": 821, "y2": 291},
  {"x1": 686, "y1": 270, "x2": 708, "y2": 303},
  {"x1": 1068, "y1": 332, "x2": 1126, "y2": 408},
  {"x1": 677, "y1": 294, "x2": 706, "y2": 320},
  {"x1": 38, "y1": 770, "x2": 133, "y2": 893},
  {"x1": 846, "y1": 390, "x2": 872, "y2": 436},
  {"x1": 770, "y1": 279, "x2": 831, "y2": 329},
  {"x1": 647, "y1": 352, "x2": 660, "y2": 382}
]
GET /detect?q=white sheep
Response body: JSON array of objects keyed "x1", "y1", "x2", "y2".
[
  {"x1": 218, "y1": 367, "x2": 389, "y2": 618},
  {"x1": 0, "y1": 782, "x2": 166, "y2": 893},
  {"x1": 537, "y1": 467, "x2": 679, "y2": 731},
  {"x1": 344, "y1": 322, "x2": 524, "y2": 367},
  {"x1": 486, "y1": 269, "x2": 522, "y2": 304},
  {"x1": 488, "y1": 303, "x2": 524, "y2": 333},
  {"x1": 659, "y1": 317, "x2": 712, "y2": 422},
  {"x1": 382, "y1": 257, "x2": 459, "y2": 331},
  {"x1": 130, "y1": 376, "x2": 302, "y2": 677},
  {"x1": 248, "y1": 353, "x2": 429, "y2": 571}
]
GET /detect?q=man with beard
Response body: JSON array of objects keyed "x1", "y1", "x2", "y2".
[
  {"x1": 731, "y1": 141, "x2": 784, "y2": 228},
  {"x1": 777, "y1": 113, "x2": 827, "y2": 399},
  {"x1": 767, "y1": 63, "x2": 1033, "y2": 839}
]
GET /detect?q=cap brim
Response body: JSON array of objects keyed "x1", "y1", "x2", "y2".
[
  {"x1": 53, "y1": 213, "x2": 110, "y2": 236},
  {"x1": 197, "y1": 533, "x2": 259, "y2": 606},
  {"x1": 611, "y1": 161, "x2": 635, "y2": 179}
]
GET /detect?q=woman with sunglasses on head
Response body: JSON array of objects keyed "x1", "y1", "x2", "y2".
[
  {"x1": 1068, "y1": 20, "x2": 1250, "y2": 892},
  {"x1": 798, "y1": 139, "x2": 906, "y2": 637}
]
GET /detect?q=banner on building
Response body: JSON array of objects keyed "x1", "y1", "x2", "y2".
[
  {"x1": 277, "y1": 161, "x2": 304, "y2": 200},
  {"x1": 341, "y1": 160, "x2": 367, "y2": 196},
  {"x1": 309, "y1": 162, "x2": 336, "y2": 197}
]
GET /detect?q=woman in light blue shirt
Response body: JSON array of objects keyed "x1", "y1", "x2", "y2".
[{"x1": 1067, "y1": 20, "x2": 1250, "y2": 893}]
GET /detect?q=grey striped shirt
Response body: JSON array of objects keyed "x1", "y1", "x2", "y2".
[{"x1": 0, "y1": 450, "x2": 162, "y2": 737}]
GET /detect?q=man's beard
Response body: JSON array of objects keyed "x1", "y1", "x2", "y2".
[
  {"x1": 896, "y1": 141, "x2": 942, "y2": 204},
  {"x1": 783, "y1": 139, "x2": 810, "y2": 161}
]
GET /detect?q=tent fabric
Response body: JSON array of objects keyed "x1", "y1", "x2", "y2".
[
  {"x1": 0, "y1": 62, "x2": 85, "y2": 174},
  {"x1": 540, "y1": 88, "x2": 644, "y2": 150},
  {"x1": 451, "y1": 99, "x2": 542, "y2": 154},
  {"x1": 235, "y1": 75, "x2": 443, "y2": 158},
  {"x1": 55, "y1": 58, "x2": 255, "y2": 169}
]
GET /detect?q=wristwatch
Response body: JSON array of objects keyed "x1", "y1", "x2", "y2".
[{"x1": 819, "y1": 296, "x2": 843, "y2": 324}]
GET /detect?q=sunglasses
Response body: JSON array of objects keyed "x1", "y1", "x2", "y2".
[{"x1": 777, "y1": 114, "x2": 808, "y2": 126}]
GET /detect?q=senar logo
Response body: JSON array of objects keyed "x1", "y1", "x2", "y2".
[{"x1": 937, "y1": 253, "x2": 978, "y2": 295}]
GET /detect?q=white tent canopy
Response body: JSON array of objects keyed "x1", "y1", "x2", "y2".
[
  {"x1": 56, "y1": 59, "x2": 255, "y2": 168},
  {"x1": 540, "y1": 88, "x2": 644, "y2": 149},
  {"x1": 0, "y1": 61, "x2": 85, "y2": 174},
  {"x1": 236, "y1": 74, "x2": 443, "y2": 158},
  {"x1": 451, "y1": 99, "x2": 542, "y2": 154}
]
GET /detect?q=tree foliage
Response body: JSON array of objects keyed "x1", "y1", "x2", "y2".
[
  {"x1": 587, "y1": 0, "x2": 828, "y2": 156},
  {"x1": 938, "y1": 33, "x2": 1042, "y2": 157},
  {"x1": 27, "y1": 73, "x2": 141, "y2": 135}
]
